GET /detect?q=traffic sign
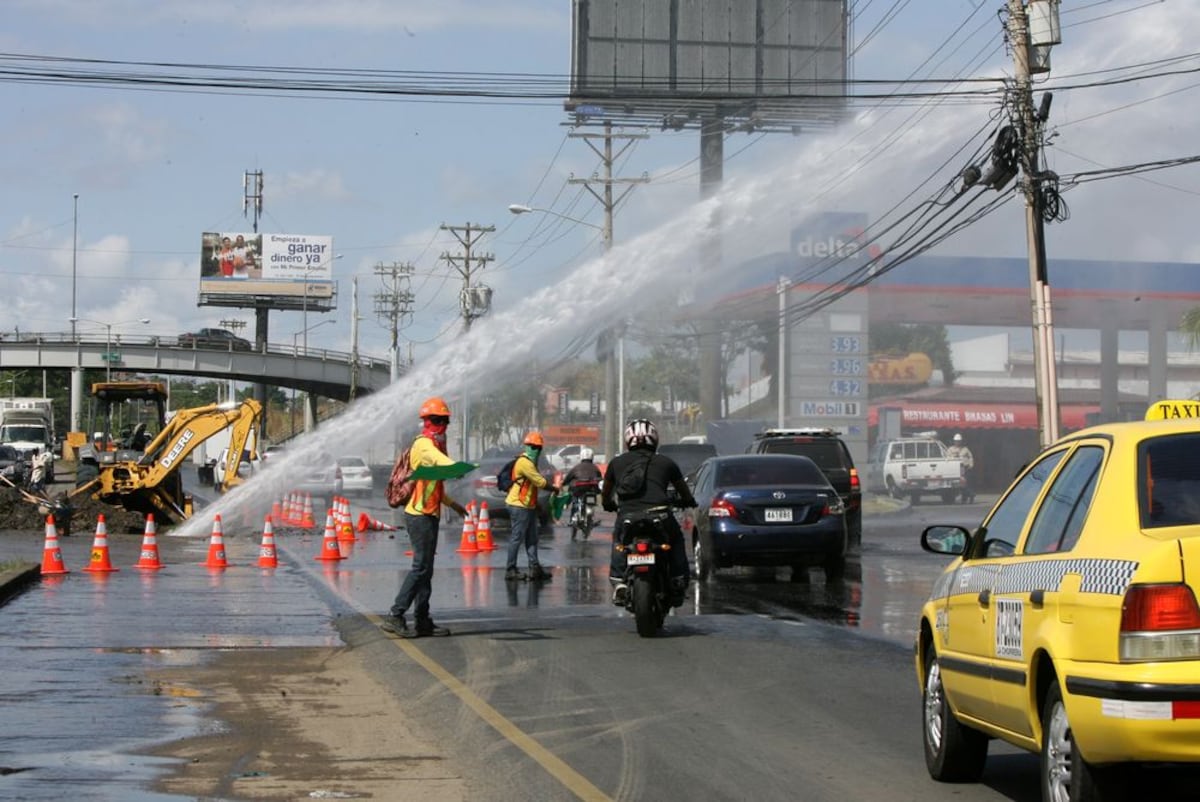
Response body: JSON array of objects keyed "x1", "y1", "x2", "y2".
[{"x1": 101, "y1": 351, "x2": 121, "y2": 363}]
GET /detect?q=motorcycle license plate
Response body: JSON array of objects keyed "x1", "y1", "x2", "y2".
[
  {"x1": 626, "y1": 553, "x2": 656, "y2": 566},
  {"x1": 765, "y1": 508, "x2": 793, "y2": 522},
  {"x1": 585, "y1": 494, "x2": 597, "y2": 505}
]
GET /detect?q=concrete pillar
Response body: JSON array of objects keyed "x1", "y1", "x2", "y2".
[
  {"x1": 1100, "y1": 305, "x2": 1120, "y2": 422},
  {"x1": 1148, "y1": 312, "x2": 1168, "y2": 402}
]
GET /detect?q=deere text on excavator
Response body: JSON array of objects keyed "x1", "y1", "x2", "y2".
[{"x1": 72, "y1": 381, "x2": 262, "y2": 526}]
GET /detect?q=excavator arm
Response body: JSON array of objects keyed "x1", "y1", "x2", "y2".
[{"x1": 87, "y1": 399, "x2": 263, "y2": 525}]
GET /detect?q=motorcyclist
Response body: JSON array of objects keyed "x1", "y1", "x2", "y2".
[
  {"x1": 560, "y1": 447, "x2": 603, "y2": 526},
  {"x1": 601, "y1": 419, "x2": 697, "y2": 607}
]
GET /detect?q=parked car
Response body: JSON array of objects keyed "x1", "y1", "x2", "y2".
[
  {"x1": 336, "y1": 455, "x2": 374, "y2": 497},
  {"x1": 689, "y1": 454, "x2": 848, "y2": 582},
  {"x1": 547, "y1": 443, "x2": 588, "y2": 471},
  {"x1": 293, "y1": 456, "x2": 343, "y2": 512},
  {"x1": 866, "y1": 435, "x2": 964, "y2": 504},
  {"x1": 213, "y1": 447, "x2": 261, "y2": 488},
  {"x1": 658, "y1": 442, "x2": 718, "y2": 481},
  {"x1": 915, "y1": 415, "x2": 1200, "y2": 802},
  {"x1": 0, "y1": 444, "x2": 30, "y2": 488},
  {"x1": 747, "y1": 427, "x2": 862, "y2": 546},
  {"x1": 177, "y1": 327, "x2": 252, "y2": 351}
]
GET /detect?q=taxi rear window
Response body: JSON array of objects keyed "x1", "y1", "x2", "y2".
[{"x1": 1139, "y1": 433, "x2": 1200, "y2": 529}]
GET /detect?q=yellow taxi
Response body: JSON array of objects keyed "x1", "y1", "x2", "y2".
[{"x1": 915, "y1": 414, "x2": 1200, "y2": 801}]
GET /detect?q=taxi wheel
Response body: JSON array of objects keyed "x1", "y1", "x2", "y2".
[
  {"x1": 1040, "y1": 684, "x2": 1123, "y2": 802},
  {"x1": 923, "y1": 647, "x2": 988, "y2": 782}
]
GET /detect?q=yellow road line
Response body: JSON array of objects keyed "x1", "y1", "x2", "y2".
[{"x1": 368, "y1": 614, "x2": 614, "y2": 802}]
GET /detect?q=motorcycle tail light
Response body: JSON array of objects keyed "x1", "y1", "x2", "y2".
[{"x1": 635, "y1": 541, "x2": 650, "y2": 554}]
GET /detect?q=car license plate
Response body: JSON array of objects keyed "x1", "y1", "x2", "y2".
[
  {"x1": 765, "y1": 508, "x2": 793, "y2": 522},
  {"x1": 627, "y1": 553, "x2": 656, "y2": 566}
]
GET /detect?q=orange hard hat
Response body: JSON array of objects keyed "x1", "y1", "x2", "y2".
[
  {"x1": 418, "y1": 396, "x2": 451, "y2": 419},
  {"x1": 523, "y1": 431, "x2": 545, "y2": 448}
]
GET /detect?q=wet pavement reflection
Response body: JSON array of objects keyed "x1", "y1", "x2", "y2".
[{"x1": 0, "y1": 499, "x2": 950, "y2": 799}]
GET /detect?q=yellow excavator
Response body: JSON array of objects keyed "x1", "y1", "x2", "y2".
[{"x1": 72, "y1": 381, "x2": 262, "y2": 525}]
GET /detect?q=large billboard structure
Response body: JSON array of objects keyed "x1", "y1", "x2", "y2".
[
  {"x1": 567, "y1": 0, "x2": 847, "y2": 132},
  {"x1": 197, "y1": 232, "x2": 336, "y2": 313}
]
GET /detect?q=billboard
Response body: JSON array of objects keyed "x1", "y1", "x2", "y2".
[
  {"x1": 199, "y1": 232, "x2": 335, "y2": 303},
  {"x1": 567, "y1": 0, "x2": 847, "y2": 130}
]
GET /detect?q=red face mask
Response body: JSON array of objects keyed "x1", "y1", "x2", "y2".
[{"x1": 422, "y1": 417, "x2": 448, "y2": 452}]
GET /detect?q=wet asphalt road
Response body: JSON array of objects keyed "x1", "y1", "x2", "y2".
[{"x1": 0, "y1": 490, "x2": 979, "y2": 800}]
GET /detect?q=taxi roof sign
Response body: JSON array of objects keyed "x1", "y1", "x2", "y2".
[{"x1": 1145, "y1": 399, "x2": 1200, "y2": 420}]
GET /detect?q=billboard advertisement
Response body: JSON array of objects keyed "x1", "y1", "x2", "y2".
[{"x1": 199, "y1": 232, "x2": 335, "y2": 301}]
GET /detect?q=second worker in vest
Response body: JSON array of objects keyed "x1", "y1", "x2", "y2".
[{"x1": 504, "y1": 431, "x2": 561, "y2": 582}]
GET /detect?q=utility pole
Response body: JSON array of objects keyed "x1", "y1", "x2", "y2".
[
  {"x1": 349, "y1": 277, "x2": 361, "y2": 402},
  {"x1": 242, "y1": 170, "x2": 269, "y2": 441},
  {"x1": 371, "y1": 261, "x2": 415, "y2": 384},
  {"x1": 1008, "y1": 0, "x2": 1062, "y2": 447},
  {"x1": 441, "y1": 224, "x2": 494, "y2": 461},
  {"x1": 568, "y1": 122, "x2": 648, "y2": 459}
]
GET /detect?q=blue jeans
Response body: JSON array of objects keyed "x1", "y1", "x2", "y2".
[
  {"x1": 505, "y1": 505, "x2": 541, "y2": 570},
  {"x1": 391, "y1": 512, "x2": 440, "y2": 624}
]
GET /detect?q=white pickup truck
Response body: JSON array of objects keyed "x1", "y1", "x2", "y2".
[{"x1": 866, "y1": 436, "x2": 965, "y2": 504}]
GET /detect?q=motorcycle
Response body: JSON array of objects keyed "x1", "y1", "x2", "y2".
[
  {"x1": 616, "y1": 505, "x2": 676, "y2": 637},
  {"x1": 567, "y1": 480, "x2": 599, "y2": 540}
]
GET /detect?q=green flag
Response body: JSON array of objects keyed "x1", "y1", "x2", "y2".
[{"x1": 409, "y1": 461, "x2": 477, "y2": 481}]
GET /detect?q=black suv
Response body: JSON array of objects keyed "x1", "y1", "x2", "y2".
[{"x1": 747, "y1": 428, "x2": 862, "y2": 545}]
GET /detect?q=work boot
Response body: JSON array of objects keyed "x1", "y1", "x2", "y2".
[
  {"x1": 410, "y1": 619, "x2": 451, "y2": 638},
  {"x1": 505, "y1": 567, "x2": 527, "y2": 582},
  {"x1": 379, "y1": 613, "x2": 408, "y2": 635},
  {"x1": 528, "y1": 564, "x2": 552, "y2": 582}
]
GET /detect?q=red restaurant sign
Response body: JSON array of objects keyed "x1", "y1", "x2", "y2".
[{"x1": 869, "y1": 402, "x2": 1099, "y2": 430}]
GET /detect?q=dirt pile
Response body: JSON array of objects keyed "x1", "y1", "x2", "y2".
[{"x1": 0, "y1": 486, "x2": 149, "y2": 536}]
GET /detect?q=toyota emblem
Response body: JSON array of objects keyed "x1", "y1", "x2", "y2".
[{"x1": 772, "y1": 491, "x2": 785, "y2": 499}]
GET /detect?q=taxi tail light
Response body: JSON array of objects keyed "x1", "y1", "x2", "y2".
[
  {"x1": 708, "y1": 497, "x2": 736, "y2": 518},
  {"x1": 1119, "y1": 584, "x2": 1200, "y2": 662}
]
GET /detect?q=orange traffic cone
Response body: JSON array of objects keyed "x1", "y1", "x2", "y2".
[
  {"x1": 300, "y1": 493, "x2": 315, "y2": 529},
  {"x1": 337, "y1": 498, "x2": 357, "y2": 543},
  {"x1": 257, "y1": 516, "x2": 279, "y2": 568},
  {"x1": 134, "y1": 514, "x2": 165, "y2": 570},
  {"x1": 314, "y1": 510, "x2": 344, "y2": 561},
  {"x1": 356, "y1": 512, "x2": 397, "y2": 533},
  {"x1": 476, "y1": 502, "x2": 495, "y2": 551},
  {"x1": 455, "y1": 514, "x2": 479, "y2": 554},
  {"x1": 280, "y1": 493, "x2": 295, "y2": 525},
  {"x1": 271, "y1": 500, "x2": 283, "y2": 526},
  {"x1": 82, "y1": 514, "x2": 118, "y2": 573},
  {"x1": 40, "y1": 515, "x2": 69, "y2": 575},
  {"x1": 202, "y1": 514, "x2": 230, "y2": 568}
]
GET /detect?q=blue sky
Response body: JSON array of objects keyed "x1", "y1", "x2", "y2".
[{"x1": 2, "y1": 0, "x2": 1198, "y2": 365}]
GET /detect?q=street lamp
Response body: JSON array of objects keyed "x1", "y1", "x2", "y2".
[
  {"x1": 292, "y1": 319, "x2": 337, "y2": 352},
  {"x1": 291, "y1": 319, "x2": 337, "y2": 435},
  {"x1": 509, "y1": 202, "x2": 625, "y2": 451},
  {"x1": 67, "y1": 317, "x2": 150, "y2": 381}
]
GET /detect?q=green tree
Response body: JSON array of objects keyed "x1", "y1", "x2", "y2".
[{"x1": 1181, "y1": 307, "x2": 1200, "y2": 350}]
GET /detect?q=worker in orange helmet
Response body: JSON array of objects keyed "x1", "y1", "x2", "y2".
[
  {"x1": 380, "y1": 396, "x2": 468, "y2": 638},
  {"x1": 504, "y1": 430, "x2": 560, "y2": 582}
]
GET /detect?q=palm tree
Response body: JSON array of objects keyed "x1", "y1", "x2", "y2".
[{"x1": 1181, "y1": 308, "x2": 1200, "y2": 350}]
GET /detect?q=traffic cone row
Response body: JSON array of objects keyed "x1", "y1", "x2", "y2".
[{"x1": 37, "y1": 511, "x2": 288, "y2": 574}]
